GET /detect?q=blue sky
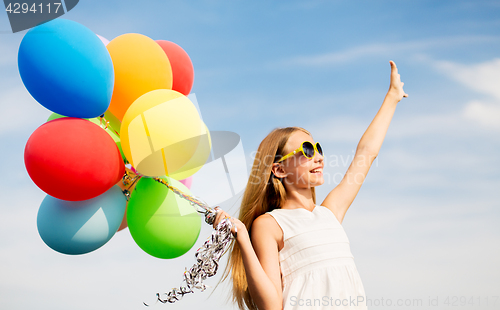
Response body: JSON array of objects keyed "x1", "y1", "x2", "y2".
[{"x1": 1, "y1": 1, "x2": 499, "y2": 309}]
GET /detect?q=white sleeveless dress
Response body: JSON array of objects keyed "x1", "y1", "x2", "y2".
[{"x1": 265, "y1": 205, "x2": 367, "y2": 309}]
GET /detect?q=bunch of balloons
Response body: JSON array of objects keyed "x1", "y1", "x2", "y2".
[{"x1": 20, "y1": 18, "x2": 211, "y2": 259}]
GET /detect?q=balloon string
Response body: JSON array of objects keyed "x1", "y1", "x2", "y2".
[
  {"x1": 152, "y1": 177, "x2": 216, "y2": 221},
  {"x1": 121, "y1": 171, "x2": 141, "y2": 200},
  {"x1": 117, "y1": 149, "x2": 237, "y2": 305},
  {"x1": 143, "y1": 215, "x2": 235, "y2": 306},
  {"x1": 138, "y1": 177, "x2": 236, "y2": 306},
  {"x1": 121, "y1": 169, "x2": 218, "y2": 222},
  {"x1": 97, "y1": 115, "x2": 121, "y2": 137}
]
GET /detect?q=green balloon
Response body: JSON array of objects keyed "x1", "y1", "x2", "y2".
[
  {"x1": 47, "y1": 112, "x2": 126, "y2": 163},
  {"x1": 127, "y1": 176, "x2": 201, "y2": 259}
]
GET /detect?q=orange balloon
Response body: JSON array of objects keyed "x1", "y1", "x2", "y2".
[{"x1": 106, "y1": 33, "x2": 173, "y2": 120}]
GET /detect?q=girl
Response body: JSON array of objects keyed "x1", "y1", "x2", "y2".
[{"x1": 212, "y1": 61, "x2": 407, "y2": 310}]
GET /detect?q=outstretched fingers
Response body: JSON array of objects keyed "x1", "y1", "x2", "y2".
[
  {"x1": 388, "y1": 60, "x2": 408, "y2": 99},
  {"x1": 390, "y1": 60, "x2": 398, "y2": 72}
]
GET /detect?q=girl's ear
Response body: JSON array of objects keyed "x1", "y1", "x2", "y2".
[{"x1": 272, "y1": 163, "x2": 287, "y2": 179}]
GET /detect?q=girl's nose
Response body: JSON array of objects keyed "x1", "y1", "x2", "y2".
[{"x1": 315, "y1": 151, "x2": 324, "y2": 162}]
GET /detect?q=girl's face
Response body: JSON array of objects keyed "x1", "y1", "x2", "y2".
[{"x1": 273, "y1": 131, "x2": 324, "y2": 189}]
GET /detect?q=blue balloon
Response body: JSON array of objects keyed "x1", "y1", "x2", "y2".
[
  {"x1": 37, "y1": 185, "x2": 126, "y2": 255},
  {"x1": 18, "y1": 18, "x2": 114, "y2": 118}
]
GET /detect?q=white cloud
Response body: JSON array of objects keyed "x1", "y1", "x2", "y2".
[
  {"x1": 433, "y1": 58, "x2": 500, "y2": 131},
  {"x1": 0, "y1": 35, "x2": 52, "y2": 136},
  {"x1": 321, "y1": 193, "x2": 500, "y2": 304},
  {"x1": 0, "y1": 35, "x2": 23, "y2": 67},
  {"x1": 306, "y1": 57, "x2": 500, "y2": 145},
  {"x1": 282, "y1": 36, "x2": 499, "y2": 67},
  {"x1": 435, "y1": 58, "x2": 500, "y2": 100},
  {"x1": 308, "y1": 115, "x2": 368, "y2": 143},
  {"x1": 306, "y1": 108, "x2": 492, "y2": 147},
  {"x1": 387, "y1": 108, "x2": 500, "y2": 137},
  {"x1": 285, "y1": 44, "x2": 390, "y2": 66},
  {"x1": 462, "y1": 100, "x2": 500, "y2": 130},
  {"x1": 0, "y1": 85, "x2": 49, "y2": 135}
]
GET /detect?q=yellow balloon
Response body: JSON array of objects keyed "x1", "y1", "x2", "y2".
[
  {"x1": 106, "y1": 33, "x2": 173, "y2": 121},
  {"x1": 120, "y1": 89, "x2": 211, "y2": 177},
  {"x1": 168, "y1": 122, "x2": 212, "y2": 180}
]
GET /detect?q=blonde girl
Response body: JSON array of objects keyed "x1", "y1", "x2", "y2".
[{"x1": 212, "y1": 61, "x2": 407, "y2": 310}]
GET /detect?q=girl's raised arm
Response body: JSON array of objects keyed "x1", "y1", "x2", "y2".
[{"x1": 321, "y1": 60, "x2": 408, "y2": 224}]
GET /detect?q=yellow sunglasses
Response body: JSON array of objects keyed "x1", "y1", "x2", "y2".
[{"x1": 277, "y1": 141, "x2": 323, "y2": 163}]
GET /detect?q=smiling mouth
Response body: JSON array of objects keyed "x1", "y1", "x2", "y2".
[{"x1": 310, "y1": 169, "x2": 322, "y2": 174}]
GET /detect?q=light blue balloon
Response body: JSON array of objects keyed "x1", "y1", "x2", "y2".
[
  {"x1": 37, "y1": 185, "x2": 126, "y2": 255},
  {"x1": 18, "y1": 18, "x2": 114, "y2": 118}
]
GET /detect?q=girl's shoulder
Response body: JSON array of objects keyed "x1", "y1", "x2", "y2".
[
  {"x1": 252, "y1": 213, "x2": 284, "y2": 251},
  {"x1": 253, "y1": 213, "x2": 281, "y2": 232}
]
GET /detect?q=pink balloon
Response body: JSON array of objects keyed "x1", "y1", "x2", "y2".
[
  {"x1": 179, "y1": 176, "x2": 193, "y2": 189},
  {"x1": 96, "y1": 34, "x2": 110, "y2": 46},
  {"x1": 129, "y1": 166, "x2": 145, "y2": 178}
]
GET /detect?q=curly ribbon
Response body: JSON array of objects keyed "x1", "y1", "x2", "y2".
[
  {"x1": 121, "y1": 168, "x2": 141, "y2": 200},
  {"x1": 144, "y1": 178, "x2": 237, "y2": 305},
  {"x1": 119, "y1": 168, "x2": 237, "y2": 306}
]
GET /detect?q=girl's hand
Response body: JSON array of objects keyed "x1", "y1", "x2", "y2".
[
  {"x1": 388, "y1": 60, "x2": 408, "y2": 102},
  {"x1": 212, "y1": 206, "x2": 247, "y2": 242}
]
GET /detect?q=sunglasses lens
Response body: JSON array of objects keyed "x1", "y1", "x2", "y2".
[
  {"x1": 316, "y1": 142, "x2": 323, "y2": 156},
  {"x1": 302, "y1": 142, "x2": 315, "y2": 158}
]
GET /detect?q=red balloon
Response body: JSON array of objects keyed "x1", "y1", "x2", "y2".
[
  {"x1": 25, "y1": 118, "x2": 125, "y2": 201},
  {"x1": 156, "y1": 40, "x2": 194, "y2": 95}
]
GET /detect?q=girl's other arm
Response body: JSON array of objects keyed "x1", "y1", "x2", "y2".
[
  {"x1": 322, "y1": 60, "x2": 408, "y2": 224},
  {"x1": 242, "y1": 215, "x2": 283, "y2": 310},
  {"x1": 213, "y1": 208, "x2": 283, "y2": 309}
]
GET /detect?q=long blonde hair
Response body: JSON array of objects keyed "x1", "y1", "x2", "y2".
[{"x1": 212, "y1": 126, "x2": 316, "y2": 310}]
